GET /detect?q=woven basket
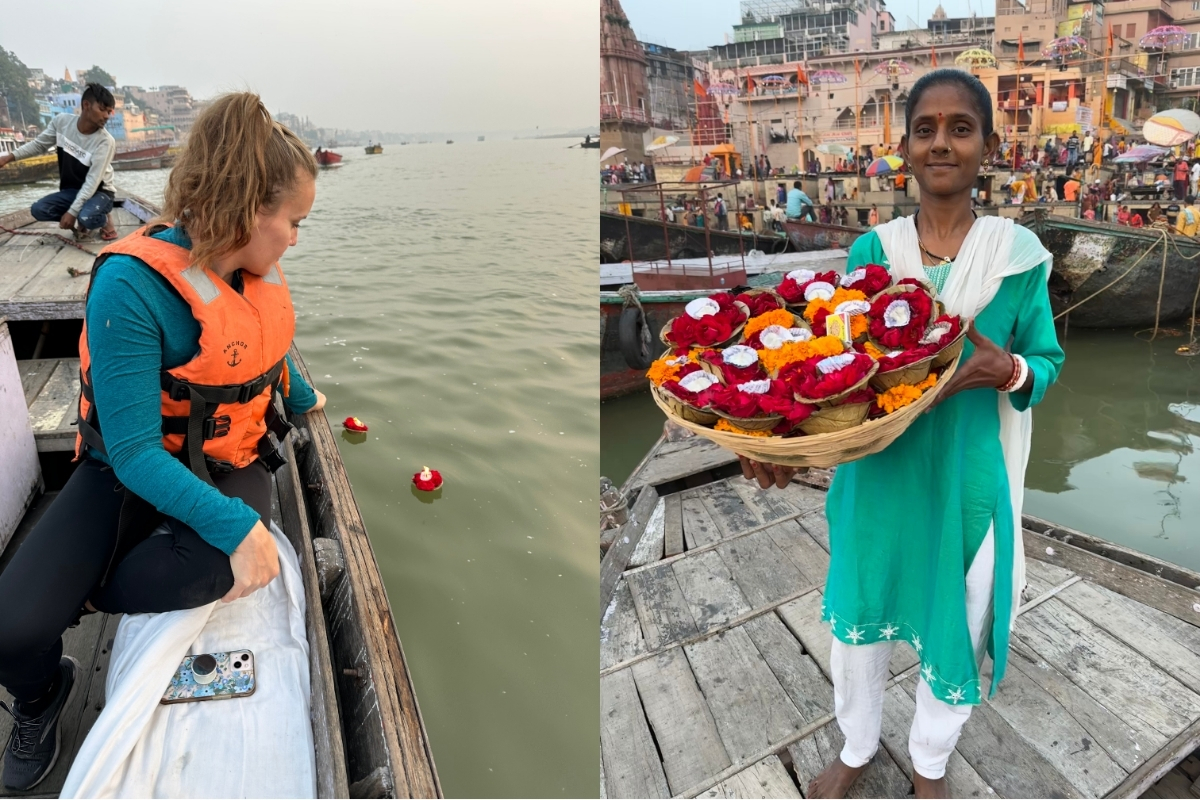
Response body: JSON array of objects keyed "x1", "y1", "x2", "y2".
[
  {"x1": 869, "y1": 352, "x2": 936, "y2": 391},
  {"x1": 797, "y1": 401, "x2": 872, "y2": 435},
  {"x1": 653, "y1": 383, "x2": 720, "y2": 426},
  {"x1": 660, "y1": 301, "x2": 751, "y2": 349},
  {"x1": 794, "y1": 361, "x2": 879, "y2": 409},
  {"x1": 713, "y1": 409, "x2": 784, "y2": 432},
  {"x1": 930, "y1": 322, "x2": 969, "y2": 368},
  {"x1": 651, "y1": 355, "x2": 960, "y2": 468}
]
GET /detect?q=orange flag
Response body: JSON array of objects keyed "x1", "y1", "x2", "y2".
[
  {"x1": 1018, "y1": 33, "x2": 1025, "y2": 62},
  {"x1": 746, "y1": 74, "x2": 756, "y2": 94},
  {"x1": 931, "y1": 46, "x2": 938, "y2": 67},
  {"x1": 797, "y1": 63, "x2": 808, "y2": 85},
  {"x1": 1107, "y1": 25, "x2": 1114, "y2": 53},
  {"x1": 694, "y1": 79, "x2": 707, "y2": 98}
]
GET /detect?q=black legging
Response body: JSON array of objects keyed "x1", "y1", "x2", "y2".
[{"x1": 0, "y1": 457, "x2": 271, "y2": 703}]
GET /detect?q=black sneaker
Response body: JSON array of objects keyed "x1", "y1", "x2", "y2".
[{"x1": 1, "y1": 656, "x2": 79, "y2": 791}]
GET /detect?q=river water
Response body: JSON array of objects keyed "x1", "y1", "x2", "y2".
[
  {"x1": 2, "y1": 139, "x2": 598, "y2": 797},
  {"x1": 602, "y1": 329, "x2": 1200, "y2": 572}
]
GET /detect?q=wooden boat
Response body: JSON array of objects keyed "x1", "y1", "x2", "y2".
[
  {"x1": 600, "y1": 211, "x2": 790, "y2": 264},
  {"x1": 364, "y1": 144, "x2": 383, "y2": 155},
  {"x1": 477, "y1": 136, "x2": 484, "y2": 142},
  {"x1": 113, "y1": 143, "x2": 170, "y2": 161},
  {"x1": 314, "y1": 149, "x2": 343, "y2": 167},
  {"x1": 446, "y1": 140, "x2": 453, "y2": 145},
  {"x1": 601, "y1": 434, "x2": 1200, "y2": 799},
  {"x1": 580, "y1": 137, "x2": 600, "y2": 149},
  {"x1": 1021, "y1": 210, "x2": 1200, "y2": 328},
  {"x1": 782, "y1": 218, "x2": 865, "y2": 252},
  {"x1": 111, "y1": 155, "x2": 167, "y2": 171},
  {"x1": 0, "y1": 197, "x2": 440, "y2": 798},
  {"x1": 0, "y1": 153, "x2": 57, "y2": 186}
]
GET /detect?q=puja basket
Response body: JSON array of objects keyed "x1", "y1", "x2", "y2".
[
  {"x1": 650, "y1": 356, "x2": 960, "y2": 469},
  {"x1": 652, "y1": 383, "x2": 720, "y2": 426},
  {"x1": 736, "y1": 287, "x2": 787, "y2": 312},
  {"x1": 660, "y1": 301, "x2": 751, "y2": 350},
  {"x1": 930, "y1": 322, "x2": 969, "y2": 368},
  {"x1": 794, "y1": 361, "x2": 879, "y2": 409},
  {"x1": 869, "y1": 352, "x2": 935, "y2": 391},
  {"x1": 713, "y1": 409, "x2": 784, "y2": 432},
  {"x1": 797, "y1": 401, "x2": 872, "y2": 435}
]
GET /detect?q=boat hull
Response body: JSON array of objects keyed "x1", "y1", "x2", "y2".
[
  {"x1": 315, "y1": 150, "x2": 343, "y2": 166},
  {"x1": 112, "y1": 155, "x2": 170, "y2": 171},
  {"x1": 114, "y1": 143, "x2": 170, "y2": 161},
  {"x1": 1023, "y1": 212, "x2": 1200, "y2": 328},
  {"x1": 600, "y1": 299, "x2": 686, "y2": 398},
  {"x1": 600, "y1": 211, "x2": 789, "y2": 263},
  {"x1": 782, "y1": 219, "x2": 865, "y2": 252},
  {"x1": 364, "y1": 145, "x2": 382, "y2": 154}
]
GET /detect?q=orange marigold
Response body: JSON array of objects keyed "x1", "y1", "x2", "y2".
[
  {"x1": 757, "y1": 335, "x2": 845, "y2": 376},
  {"x1": 646, "y1": 357, "x2": 681, "y2": 386},
  {"x1": 877, "y1": 373, "x2": 939, "y2": 414},
  {"x1": 714, "y1": 418, "x2": 774, "y2": 437},
  {"x1": 802, "y1": 287, "x2": 867, "y2": 323},
  {"x1": 862, "y1": 340, "x2": 886, "y2": 360},
  {"x1": 743, "y1": 308, "x2": 796, "y2": 340}
]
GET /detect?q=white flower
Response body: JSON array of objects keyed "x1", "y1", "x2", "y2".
[
  {"x1": 790, "y1": 327, "x2": 813, "y2": 342},
  {"x1": 722, "y1": 345, "x2": 759, "y2": 367},
  {"x1": 840, "y1": 268, "x2": 866, "y2": 287},
  {"x1": 679, "y1": 371, "x2": 718, "y2": 393},
  {"x1": 880, "y1": 624, "x2": 899, "y2": 639},
  {"x1": 834, "y1": 299, "x2": 871, "y2": 317},
  {"x1": 803, "y1": 281, "x2": 836, "y2": 302},
  {"x1": 884, "y1": 299, "x2": 912, "y2": 328},
  {"x1": 921, "y1": 321, "x2": 952, "y2": 345},
  {"x1": 786, "y1": 268, "x2": 816, "y2": 284},
  {"x1": 737, "y1": 379, "x2": 772, "y2": 394},
  {"x1": 759, "y1": 325, "x2": 792, "y2": 350},
  {"x1": 685, "y1": 297, "x2": 720, "y2": 320},
  {"x1": 816, "y1": 353, "x2": 856, "y2": 375}
]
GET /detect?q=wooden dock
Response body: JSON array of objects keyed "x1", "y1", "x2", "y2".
[{"x1": 601, "y1": 434, "x2": 1200, "y2": 799}]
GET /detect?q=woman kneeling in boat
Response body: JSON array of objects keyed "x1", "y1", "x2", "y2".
[
  {"x1": 0, "y1": 93, "x2": 325, "y2": 792},
  {"x1": 742, "y1": 69, "x2": 1064, "y2": 799}
]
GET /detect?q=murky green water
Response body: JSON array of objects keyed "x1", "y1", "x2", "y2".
[
  {"x1": 2, "y1": 140, "x2": 598, "y2": 797},
  {"x1": 602, "y1": 329, "x2": 1200, "y2": 572}
]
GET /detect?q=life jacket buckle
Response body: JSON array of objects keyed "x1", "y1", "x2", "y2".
[
  {"x1": 204, "y1": 458, "x2": 236, "y2": 474},
  {"x1": 238, "y1": 381, "x2": 264, "y2": 403},
  {"x1": 204, "y1": 415, "x2": 231, "y2": 439}
]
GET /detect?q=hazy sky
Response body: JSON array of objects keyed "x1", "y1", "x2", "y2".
[
  {"x1": 624, "y1": 0, "x2": 990, "y2": 51},
  {"x1": 6, "y1": 0, "x2": 596, "y2": 133}
]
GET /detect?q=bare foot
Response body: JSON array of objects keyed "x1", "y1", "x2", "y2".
[
  {"x1": 913, "y1": 771, "x2": 949, "y2": 798},
  {"x1": 806, "y1": 757, "x2": 868, "y2": 799},
  {"x1": 84, "y1": 599, "x2": 97, "y2": 612}
]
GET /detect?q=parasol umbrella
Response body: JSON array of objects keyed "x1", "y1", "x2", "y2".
[
  {"x1": 811, "y1": 70, "x2": 847, "y2": 85},
  {"x1": 1113, "y1": 144, "x2": 1172, "y2": 163},
  {"x1": 1140, "y1": 25, "x2": 1187, "y2": 48},
  {"x1": 865, "y1": 155, "x2": 904, "y2": 176},
  {"x1": 707, "y1": 82, "x2": 739, "y2": 96},
  {"x1": 816, "y1": 143, "x2": 851, "y2": 156},
  {"x1": 759, "y1": 75, "x2": 787, "y2": 84},
  {"x1": 955, "y1": 49, "x2": 996, "y2": 68},
  {"x1": 645, "y1": 135, "x2": 680, "y2": 152},
  {"x1": 873, "y1": 59, "x2": 912, "y2": 76},
  {"x1": 1142, "y1": 111, "x2": 1200, "y2": 147},
  {"x1": 1042, "y1": 36, "x2": 1087, "y2": 59},
  {"x1": 600, "y1": 147, "x2": 626, "y2": 162}
]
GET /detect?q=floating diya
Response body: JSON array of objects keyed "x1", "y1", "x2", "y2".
[
  {"x1": 412, "y1": 466, "x2": 443, "y2": 492},
  {"x1": 343, "y1": 416, "x2": 368, "y2": 433}
]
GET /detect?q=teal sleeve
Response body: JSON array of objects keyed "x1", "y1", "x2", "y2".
[
  {"x1": 86, "y1": 258, "x2": 261, "y2": 555},
  {"x1": 282, "y1": 353, "x2": 317, "y2": 413},
  {"x1": 846, "y1": 231, "x2": 886, "y2": 271},
  {"x1": 1007, "y1": 262, "x2": 1064, "y2": 412}
]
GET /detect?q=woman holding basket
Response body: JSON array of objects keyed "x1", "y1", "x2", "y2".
[{"x1": 744, "y1": 69, "x2": 1064, "y2": 798}]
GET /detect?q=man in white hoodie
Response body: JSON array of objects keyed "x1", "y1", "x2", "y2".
[{"x1": 0, "y1": 83, "x2": 118, "y2": 240}]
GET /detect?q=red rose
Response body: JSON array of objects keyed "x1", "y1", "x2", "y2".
[
  {"x1": 923, "y1": 314, "x2": 963, "y2": 354},
  {"x1": 876, "y1": 347, "x2": 931, "y2": 372},
  {"x1": 841, "y1": 264, "x2": 892, "y2": 296},
  {"x1": 784, "y1": 353, "x2": 874, "y2": 400},
  {"x1": 809, "y1": 307, "x2": 830, "y2": 337},
  {"x1": 734, "y1": 291, "x2": 781, "y2": 316},
  {"x1": 777, "y1": 276, "x2": 805, "y2": 304},
  {"x1": 867, "y1": 289, "x2": 934, "y2": 350},
  {"x1": 677, "y1": 362, "x2": 703, "y2": 379}
]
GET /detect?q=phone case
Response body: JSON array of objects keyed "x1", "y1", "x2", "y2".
[{"x1": 161, "y1": 650, "x2": 256, "y2": 704}]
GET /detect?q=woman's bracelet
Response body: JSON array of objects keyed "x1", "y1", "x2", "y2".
[{"x1": 1000, "y1": 354, "x2": 1028, "y2": 393}]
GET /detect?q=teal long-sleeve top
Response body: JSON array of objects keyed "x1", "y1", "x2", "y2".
[{"x1": 85, "y1": 225, "x2": 317, "y2": 555}]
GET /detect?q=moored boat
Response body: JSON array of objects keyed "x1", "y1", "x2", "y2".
[
  {"x1": 1021, "y1": 210, "x2": 1200, "y2": 328},
  {"x1": 113, "y1": 143, "x2": 170, "y2": 161},
  {"x1": 111, "y1": 154, "x2": 169, "y2": 171},
  {"x1": 0, "y1": 152, "x2": 57, "y2": 185},
  {"x1": 782, "y1": 218, "x2": 865, "y2": 252},
  {"x1": 364, "y1": 144, "x2": 383, "y2": 155},
  {"x1": 600, "y1": 210, "x2": 789, "y2": 264}
]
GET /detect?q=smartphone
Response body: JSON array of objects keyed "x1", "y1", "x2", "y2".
[{"x1": 161, "y1": 650, "x2": 256, "y2": 704}]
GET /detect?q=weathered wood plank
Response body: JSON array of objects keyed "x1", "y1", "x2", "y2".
[
  {"x1": 682, "y1": 492, "x2": 723, "y2": 550},
  {"x1": 1023, "y1": 555, "x2": 1078, "y2": 597},
  {"x1": 631, "y1": 648, "x2": 732, "y2": 794},
  {"x1": 17, "y1": 358, "x2": 57, "y2": 404},
  {"x1": 671, "y1": 549, "x2": 752, "y2": 633},
  {"x1": 663, "y1": 492, "x2": 684, "y2": 558},
  {"x1": 878, "y1": 684, "x2": 994, "y2": 798},
  {"x1": 600, "y1": 485, "x2": 659, "y2": 615},
  {"x1": 1015, "y1": 598, "x2": 1200, "y2": 741},
  {"x1": 763, "y1": 519, "x2": 830, "y2": 587},
  {"x1": 717, "y1": 528, "x2": 807, "y2": 607},
  {"x1": 600, "y1": 670, "x2": 671, "y2": 799},
  {"x1": 776, "y1": 479, "x2": 828, "y2": 516},
  {"x1": 630, "y1": 498, "x2": 666, "y2": 568},
  {"x1": 630, "y1": 437, "x2": 739, "y2": 491},
  {"x1": 797, "y1": 509, "x2": 830, "y2": 553},
  {"x1": 888, "y1": 642, "x2": 920, "y2": 677},
  {"x1": 628, "y1": 562, "x2": 700, "y2": 650},
  {"x1": 787, "y1": 720, "x2": 913, "y2": 799},
  {"x1": 729, "y1": 478, "x2": 801, "y2": 527},
  {"x1": 0, "y1": 245, "x2": 57, "y2": 301},
  {"x1": 697, "y1": 480, "x2": 762, "y2": 538},
  {"x1": 741, "y1": 612, "x2": 834, "y2": 724},
  {"x1": 61, "y1": 614, "x2": 123, "y2": 788},
  {"x1": 697, "y1": 755, "x2": 801, "y2": 799},
  {"x1": 601, "y1": 578, "x2": 646, "y2": 671},
  {"x1": 25, "y1": 358, "x2": 78, "y2": 441},
  {"x1": 685, "y1": 626, "x2": 805, "y2": 761},
  {"x1": 778, "y1": 590, "x2": 833, "y2": 680},
  {"x1": 1105, "y1": 719, "x2": 1200, "y2": 799},
  {"x1": 12, "y1": 246, "x2": 91, "y2": 302}
]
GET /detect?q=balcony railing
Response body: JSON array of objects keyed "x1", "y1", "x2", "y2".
[{"x1": 600, "y1": 104, "x2": 648, "y2": 123}]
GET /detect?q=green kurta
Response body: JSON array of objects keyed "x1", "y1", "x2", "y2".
[{"x1": 823, "y1": 228, "x2": 1065, "y2": 706}]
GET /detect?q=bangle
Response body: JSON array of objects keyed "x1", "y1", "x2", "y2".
[
  {"x1": 998, "y1": 355, "x2": 1020, "y2": 392},
  {"x1": 1000, "y1": 354, "x2": 1029, "y2": 393}
]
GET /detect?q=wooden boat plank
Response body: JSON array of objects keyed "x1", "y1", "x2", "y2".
[
  {"x1": 629, "y1": 498, "x2": 666, "y2": 568},
  {"x1": 1023, "y1": 554, "x2": 1078, "y2": 598},
  {"x1": 1024, "y1": 528, "x2": 1200, "y2": 629},
  {"x1": 774, "y1": 480, "x2": 828, "y2": 516},
  {"x1": 11, "y1": 248, "x2": 91, "y2": 302},
  {"x1": 109, "y1": 207, "x2": 143, "y2": 227},
  {"x1": 879, "y1": 684, "x2": 994, "y2": 798},
  {"x1": 631, "y1": 438, "x2": 738, "y2": 491},
  {"x1": 17, "y1": 358, "x2": 59, "y2": 404},
  {"x1": 1105, "y1": 718, "x2": 1200, "y2": 798},
  {"x1": 671, "y1": 549, "x2": 752, "y2": 632},
  {"x1": 697, "y1": 754, "x2": 800, "y2": 799},
  {"x1": 630, "y1": 648, "x2": 732, "y2": 794},
  {"x1": 1014, "y1": 598, "x2": 1200, "y2": 741},
  {"x1": 796, "y1": 509, "x2": 830, "y2": 553},
  {"x1": 778, "y1": 590, "x2": 833, "y2": 679},
  {"x1": 728, "y1": 479, "x2": 803, "y2": 527},
  {"x1": 682, "y1": 492, "x2": 723, "y2": 550},
  {"x1": 787, "y1": 719, "x2": 912, "y2": 799},
  {"x1": 0, "y1": 222, "x2": 61, "y2": 245},
  {"x1": 0, "y1": 246, "x2": 58, "y2": 301},
  {"x1": 741, "y1": 613, "x2": 833, "y2": 724},
  {"x1": 275, "y1": 438, "x2": 351, "y2": 798},
  {"x1": 763, "y1": 519, "x2": 830, "y2": 587},
  {"x1": 716, "y1": 528, "x2": 807, "y2": 607},
  {"x1": 62, "y1": 614, "x2": 123, "y2": 787},
  {"x1": 663, "y1": 493, "x2": 684, "y2": 557},
  {"x1": 684, "y1": 626, "x2": 805, "y2": 762},
  {"x1": 26, "y1": 358, "x2": 79, "y2": 448},
  {"x1": 600, "y1": 669, "x2": 671, "y2": 799},
  {"x1": 697, "y1": 480, "x2": 761, "y2": 538},
  {"x1": 600, "y1": 486, "x2": 659, "y2": 615},
  {"x1": 628, "y1": 562, "x2": 700, "y2": 650},
  {"x1": 601, "y1": 578, "x2": 646, "y2": 670}
]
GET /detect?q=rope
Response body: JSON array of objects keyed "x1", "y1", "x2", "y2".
[
  {"x1": 1051, "y1": 227, "x2": 1170, "y2": 322},
  {"x1": 617, "y1": 283, "x2": 643, "y2": 312},
  {"x1": 0, "y1": 224, "x2": 100, "y2": 255}
]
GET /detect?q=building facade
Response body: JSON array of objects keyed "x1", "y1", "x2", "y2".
[{"x1": 600, "y1": 0, "x2": 650, "y2": 161}]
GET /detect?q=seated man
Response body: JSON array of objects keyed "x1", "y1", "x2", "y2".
[
  {"x1": 785, "y1": 180, "x2": 815, "y2": 222},
  {"x1": 0, "y1": 83, "x2": 118, "y2": 241}
]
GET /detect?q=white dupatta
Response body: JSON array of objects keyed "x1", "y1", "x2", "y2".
[{"x1": 873, "y1": 214, "x2": 1051, "y2": 627}]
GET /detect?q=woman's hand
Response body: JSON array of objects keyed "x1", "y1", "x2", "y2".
[
  {"x1": 738, "y1": 455, "x2": 799, "y2": 489},
  {"x1": 928, "y1": 322, "x2": 1013, "y2": 409},
  {"x1": 222, "y1": 520, "x2": 280, "y2": 603},
  {"x1": 306, "y1": 389, "x2": 326, "y2": 413}
]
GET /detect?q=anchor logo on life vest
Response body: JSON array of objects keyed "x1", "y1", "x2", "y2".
[{"x1": 223, "y1": 340, "x2": 249, "y2": 368}]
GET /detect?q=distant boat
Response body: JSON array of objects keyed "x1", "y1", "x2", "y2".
[
  {"x1": 364, "y1": 143, "x2": 382, "y2": 154},
  {"x1": 314, "y1": 149, "x2": 342, "y2": 167},
  {"x1": 477, "y1": 135, "x2": 485, "y2": 142},
  {"x1": 446, "y1": 140, "x2": 454, "y2": 144},
  {"x1": 580, "y1": 135, "x2": 599, "y2": 149},
  {"x1": 114, "y1": 143, "x2": 170, "y2": 161}
]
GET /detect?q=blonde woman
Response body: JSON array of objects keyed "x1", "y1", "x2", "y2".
[{"x1": 0, "y1": 93, "x2": 325, "y2": 792}]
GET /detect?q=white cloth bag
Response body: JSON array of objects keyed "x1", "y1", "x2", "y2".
[
  {"x1": 61, "y1": 522, "x2": 316, "y2": 798},
  {"x1": 873, "y1": 214, "x2": 1051, "y2": 627}
]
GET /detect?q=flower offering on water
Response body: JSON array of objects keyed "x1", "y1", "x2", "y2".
[
  {"x1": 343, "y1": 416, "x2": 368, "y2": 432},
  {"x1": 412, "y1": 466, "x2": 443, "y2": 491}
]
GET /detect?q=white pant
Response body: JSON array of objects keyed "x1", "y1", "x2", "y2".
[{"x1": 831, "y1": 528, "x2": 995, "y2": 780}]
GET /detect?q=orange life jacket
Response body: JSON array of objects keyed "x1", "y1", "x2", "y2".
[{"x1": 75, "y1": 224, "x2": 296, "y2": 485}]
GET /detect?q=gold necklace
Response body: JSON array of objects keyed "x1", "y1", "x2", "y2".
[{"x1": 914, "y1": 210, "x2": 972, "y2": 267}]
